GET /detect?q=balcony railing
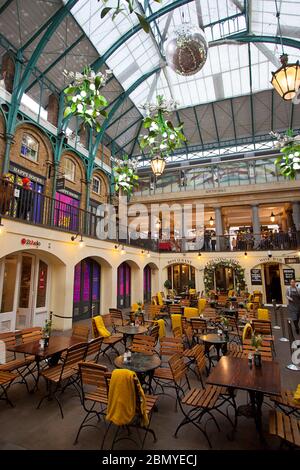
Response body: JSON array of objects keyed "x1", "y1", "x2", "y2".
[{"x1": 0, "y1": 178, "x2": 299, "y2": 253}]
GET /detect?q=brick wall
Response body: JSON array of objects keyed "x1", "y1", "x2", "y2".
[
  {"x1": 90, "y1": 169, "x2": 110, "y2": 204},
  {"x1": 60, "y1": 152, "x2": 87, "y2": 210}
]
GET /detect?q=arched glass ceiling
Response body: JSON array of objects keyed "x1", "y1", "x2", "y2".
[{"x1": 67, "y1": 0, "x2": 300, "y2": 110}]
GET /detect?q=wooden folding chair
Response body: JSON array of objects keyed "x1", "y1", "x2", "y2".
[
  {"x1": 130, "y1": 335, "x2": 156, "y2": 355},
  {"x1": 252, "y1": 319, "x2": 275, "y2": 355},
  {"x1": 74, "y1": 362, "x2": 109, "y2": 444},
  {"x1": 269, "y1": 410, "x2": 300, "y2": 448},
  {"x1": 85, "y1": 337, "x2": 103, "y2": 363},
  {"x1": 0, "y1": 371, "x2": 17, "y2": 407},
  {"x1": 93, "y1": 314, "x2": 123, "y2": 362},
  {"x1": 72, "y1": 324, "x2": 90, "y2": 341},
  {"x1": 270, "y1": 390, "x2": 300, "y2": 417},
  {"x1": 37, "y1": 342, "x2": 87, "y2": 418}
]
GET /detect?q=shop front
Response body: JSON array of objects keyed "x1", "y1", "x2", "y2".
[
  {"x1": 167, "y1": 263, "x2": 196, "y2": 294},
  {"x1": 73, "y1": 257, "x2": 101, "y2": 321},
  {"x1": 55, "y1": 181, "x2": 81, "y2": 232},
  {"x1": 0, "y1": 251, "x2": 50, "y2": 331}
]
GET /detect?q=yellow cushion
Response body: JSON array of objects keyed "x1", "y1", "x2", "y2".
[
  {"x1": 157, "y1": 292, "x2": 164, "y2": 306},
  {"x1": 93, "y1": 315, "x2": 111, "y2": 338},
  {"x1": 246, "y1": 302, "x2": 254, "y2": 311},
  {"x1": 242, "y1": 323, "x2": 253, "y2": 343},
  {"x1": 198, "y1": 298, "x2": 206, "y2": 314},
  {"x1": 171, "y1": 314, "x2": 182, "y2": 335},
  {"x1": 253, "y1": 296, "x2": 260, "y2": 303},
  {"x1": 131, "y1": 303, "x2": 138, "y2": 312},
  {"x1": 189, "y1": 289, "x2": 196, "y2": 295},
  {"x1": 253, "y1": 290, "x2": 262, "y2": 295},
  {"x1": 155, "y1": 319, "x2": 166, "y2": 338},
  {"x1": 184, "y1": 307, "x2": 199, "y2": 319},
  {"x1": 294, "y1": 384, "x2": 300, "y2": 403},
  {"x1": 257, "y1": 308, "x2": 269, "y2": 321},
  {"x1": 228, "y1": 290, "x2": 234, "y2": 298}
]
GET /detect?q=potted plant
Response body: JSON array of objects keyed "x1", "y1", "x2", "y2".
[
  {"x1": 139, "y1": 95, "x2": 187, "y2": 175},
  {"x1": 164, "y1": 279, "x2": 172, "y2": 296},
  {"x1": 112, "y1": 155, "x2": 139, "y2": 197},
  {"x1": 63, "y1": 66, "x2": 112, "y2": 131},
  {"x1": 42, "y1": 318, "x2": 52, "y2": 347},
  {"x1": 251, "y1": 333, "x2": 263, "y2": 367},
  {"x1": 271, "y1": 129, "x2": 300, "y2": 179},
  {"x1": 220, "y1": 316, "x2": 230, "y2": 340}
]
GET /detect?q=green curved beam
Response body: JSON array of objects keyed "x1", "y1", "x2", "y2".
[
  {"x1": 91, "y1": 0, "x2": 194, "y2": 73},
  {"x1": 212, "y1": 33, "x2": 300, "y2": 50}
]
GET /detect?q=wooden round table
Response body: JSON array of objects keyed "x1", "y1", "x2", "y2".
[
  {"x1": 116, "y1": 325, "x2": 148, "y2": 349},
  {"x1": 114, "y1": 352, "x2": 161, "y2": 393},
  {"x1": 199, "y1": 333, "x2": 228, "y2": 371}
]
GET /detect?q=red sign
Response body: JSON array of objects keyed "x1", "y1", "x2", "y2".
[{"x1": 21, "y1": 238, "x2": 41, "y2": 247}]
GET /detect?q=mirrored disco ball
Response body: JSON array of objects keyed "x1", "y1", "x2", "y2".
[{"x1": 165, "y1": 23, "x2": 208, "y2": 76}]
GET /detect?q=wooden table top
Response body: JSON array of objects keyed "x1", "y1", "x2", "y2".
[
  {"x1": 116, "y1": 325, "x2": 148, "y2": 336},
  {"x1": 114, "y1": 352, "x2": 161, "y2": 373},
  {"x1": 199, "y1": 333, "x2": 228, "y2": 344},
  {"x1": 207, "y1": 356, "x2": 281, "y2": 396},
  {"x1": 7, "y1": 335, "x2": 83, "y2": 358}
]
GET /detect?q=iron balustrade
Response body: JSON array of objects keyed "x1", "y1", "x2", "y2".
[{"x1": 0, "y1": 178, "x2": 299, "y2": 253}]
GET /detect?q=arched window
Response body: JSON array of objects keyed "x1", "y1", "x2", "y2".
[
  {"x1": 64, "y1": 158, "x2": 76, "y2": 182},
  {"x1": 92, "y1": 175, "x2": 101, "y2": 195},
  {"x1": 21, "y1": 133, "x2": 39, "y2": 162}
]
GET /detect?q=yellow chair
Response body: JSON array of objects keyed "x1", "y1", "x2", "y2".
[
  {"x1": 184, "y1": 307, "x2": 199, "y2": 319},
  {"x1": 198, "y1": 298, "x2": 206, "y2": 314},
  {"x1": 171, "y1": 314, "x2": 182, "y2": 335},
  {"x1": 242, "y1": 322, "x2": 253, "y2": 343},
  {"x1": 157, "y1": 292, "x2": 164, "y2": 307},
  {"x1": 246, "y1": 302, "x2": 254, "y2": 311},
  {"x1": 257, "y1": 308, "x2": 269, "y2": 321}
]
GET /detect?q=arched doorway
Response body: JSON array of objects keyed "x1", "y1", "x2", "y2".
[
  {"x1": 263, "y1": 263, "x2": 283, "y2": 303},
  {"x1": 143, "y1": 265, "x2": 152, "y2": 303},
  {"x1": 117, "y1": 262, "x2": 131, "y2": 309},
  {"x1": 73, "y1": 258, "x2": 101, "y2": 321},
  {"x1": 167, "y1": 264, "x2": 195, "y2": 294}
]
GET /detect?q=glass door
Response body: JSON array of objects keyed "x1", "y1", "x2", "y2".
[
  {"x1": 33, "y1": 259, "x2": 49, "y2": 327},
  {"x1": 117, "y1": 262, "x2": 131, "y2": 309},
  {"x1": 143, "y1": 265, "x2": 152, "y2": 303},
  {"x1": 0, "y1": 255, "x2": 18, "y2": 331},
  {"x1": 16, "y1": 254, "x2": 35, "y2": 329}
]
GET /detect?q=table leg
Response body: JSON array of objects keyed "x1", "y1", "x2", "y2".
[{"x1": 249, "y1": 390, "x2": 265, "y2": 442}]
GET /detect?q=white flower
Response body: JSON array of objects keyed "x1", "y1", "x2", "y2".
[
  {"x1": 149, "y1": 137, "x2": 155, "y2": 144},
  {"x1": 294, "y1": 152, "x2": 300, "y2": 157},
  {"x1": 80, "y1": 90, "x2": 87, "y2": 98},
  {"x1": 150, "y1": 123, "x2": 159, "y2": 131},
  {"x1": 160, "y1": 143, "x2": 167, "y2": 150},
  {"x1": 77, "y1": 104, "x2": 83, "y2": 112},
  {"x1": 170, "y1": 134, "x2": 175, "y2": 140},
  {"x1": 294, "y1": 163, "x2": 300, "y2": 169},
  {"x1": 163, "y1": 132, "x2": 167, "y2": 138},
  {"x1": 85, "y1": 108, "x2": 93, "y2": 115},
  {"x1": 89, "y1": 83, "x2": 96, "y2": 91},
  {"x1": 72, "y1": 96, "x2": 77, "y2": 103}
]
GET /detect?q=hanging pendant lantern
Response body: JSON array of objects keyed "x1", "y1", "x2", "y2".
[
  {"x1": 271, "y1": 54, "x2": 300, "y2": 100},
  {"x1": 151, "y1": 155, "x2": 166, "y2": 177}
]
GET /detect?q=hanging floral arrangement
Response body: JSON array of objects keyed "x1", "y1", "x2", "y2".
[
  {"x1": 271, "y1": 129, "x2": 300, "y2": 179},
  {"x1": 112, "y1": 155, "x2": 139, "y2": 196},
  {"x1": 63, "y1": 66, "x2": 112, "y2": 131},
  {"x1": 139, "y1": 95, "x2": 187, "y2": 159},
  {"x1": 98, "y1": 0, "x2": 163, "y2": 34},
  {"x1": 203, "y1": 258, "x2": 246, "y2": 294}
]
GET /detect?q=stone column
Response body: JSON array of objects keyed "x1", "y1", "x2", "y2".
[
  {"x1": 215, "y1": 207, "x2": 223, "y2": 251},
  {"x1": 47, "y1": 93, "x2": 59, "y2": 127},
  {"x1": 1, "y1": 52, "x2": 15, "y2": 93},
  {"x1": 292, "y1": 202, "x2": 300, "y2": 230},
  {"x1": 252, "y1": 204, "x2": 261, "y2": 248}
]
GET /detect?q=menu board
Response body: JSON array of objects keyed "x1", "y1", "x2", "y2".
[
  {"x1": 283, "y1": 268, "x2": 295, "y2": 285},
  {"x1": 251, "y1": 269, "x2": 262, "y2": 285}
]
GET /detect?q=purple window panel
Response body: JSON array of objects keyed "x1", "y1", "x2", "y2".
[
  {"x1": 82, "y1": 261, "x2": 90, "y2": 302},
  {"x1": 92, "y1": 264, "x2": 100, "y2": 301},
  {"x1": 73, "y1": 263, "x2": 81, "y2": 303}
]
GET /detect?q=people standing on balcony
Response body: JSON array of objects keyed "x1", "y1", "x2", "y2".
[
  {"x1": 211, "y1": 231, "x2": 216, "y2": 251},
  {"x1": 204, "y1": 231, "x2": 211, "y2": 251},
  {"x1": 16, "y1": 177, "x2": 33, "y2": 221},
  {"x1": 0, "y1": 174, "x2": 13, "y2": 215},
  {"x1": 286, "y1": 279, "x2": 300, "y2": 335},
  {"x1": 231, "y1": 237, "x2": 237, "y2": 251}
]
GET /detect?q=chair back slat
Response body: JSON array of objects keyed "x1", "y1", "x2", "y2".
[
  {"x1": 130, "y1": 335, "x2": 156, "y2": 355},
  {"x1": 86, "y1": 337, "x2": 103, "y2": 361},
  {"x1": 160, "y1": 337, "x2": 183, "y2": 357},
  {"x1": 72, "y1": 324, "x2": 90, "y2": 341},
  {"x1": 79, "y1": 362, "x2": 108, "y2": 393},
  {"x1": 109, "y1": 308, "x2": 125, "y2": 326},
  {"x1": 65, "y1": 342, "x2": 87, "y2": 367},
  {"x1": 169, "y1": 305, "x2": 182, "y2": 315},
  {"x1": 252, "y1": 319, "x2": 272, "y2": 335},
  {"x1": 21, "y1": 327, "x2": 42, "y2": 344}
]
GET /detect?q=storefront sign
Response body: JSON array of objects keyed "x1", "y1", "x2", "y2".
[
  {"x1": 9, "y1": 164, "x2": 45, "y2": 185},
  {"x1": 167, "y1": 258, "x2": 192, "y2": 265},
  {"x1": 284, "y1": 257, "x2": 300, "y2": 264},
  {"x1": 251, "y1": 268, "x2": 262, "y2": 285},
  {"x1": 21, "y1": 238, "x2": 41, "y2": 247},
  {"x1": 258, "y1": 256, "x2": 284, "y2": 263},
  {"x1": 56, "y1": 177, "x2": 66, "y2": 191},
  {"x1": 283, "y1": 268, "x2": 295, "y2": 285},
  {"x1": 57, "y1": 188, "x2": 81, "y2": 200}
]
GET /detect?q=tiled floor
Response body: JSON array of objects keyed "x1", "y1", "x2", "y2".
[{"x1": 0, "y1": 310, "x2": 299, "y2": 450}]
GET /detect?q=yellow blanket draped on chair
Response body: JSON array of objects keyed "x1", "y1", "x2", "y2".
[
  {"x1": 171, "y1": 314, "x2": 182, "y2": 335},
  {"x1": 155, "y1": 319, "x2": 166, "y2": 338},
  {"x1": 106, "y1": 369, "x2": 148, "y2": 426},
  {"x1": 184, "y1": 307, "x2": 199, "y2": 319},
  {"x1": 92, "y1": 315, "x2": 111, "y2": 338}
]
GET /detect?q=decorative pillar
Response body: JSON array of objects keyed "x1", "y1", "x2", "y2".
[
  {"x1": 252, "y1": 204, "x2": 260, "y2": 248},
  {"x1": 215, "y1": 207, "x2": 223, "y2": 251},
  {"x1": 47, "y1": 93, "x2": 59, "y2": 127},
  {"x1": 292, "y1": 202, "x2": 300, "y2": 230},
  {"x1": 1, "y1": 52, "x2": 15, "y2": 93}
]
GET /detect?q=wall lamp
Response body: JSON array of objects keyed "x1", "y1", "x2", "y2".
[
  {"x1": 114, "y1": 243, "x2": 126, "y2": 254},
  {"x1": 268, "y1": 250, "x2": 272, "y2": 258},
  {"x1": 244, "y1": 252, "x2": 248, "y2": 258},
  {"x1": 147, "y1": 251, "x2": 151, "y2": 258},
  {"x1": 197, "y1": 252, "x2": 202, "y2": 259},
  {"x1": 71, "y1": 233, "x2": 85, "y2": 247}
]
